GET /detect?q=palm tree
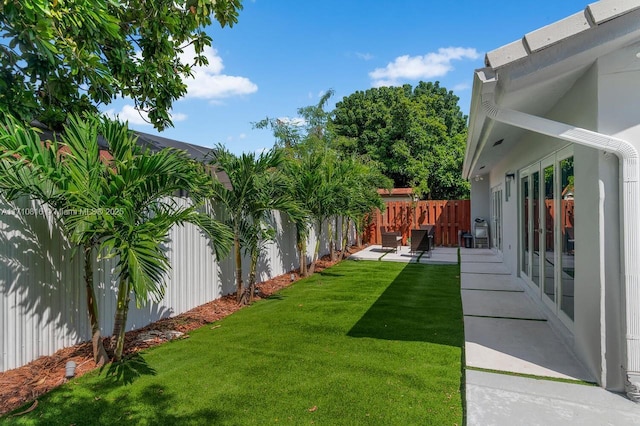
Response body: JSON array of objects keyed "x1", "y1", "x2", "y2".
[
  {"x1": 0, "y1": 114, "x2": 233, "y2": 363},
  {"x1": 243, "y1": 167, "x2": 302, "y2": 303},
  {"x1": 94, "y1": 118, "x2": 232, "y2": 361},
  {"x1": 340, "y1": 156, "x2": 391, "y2": 248},
  {"x1": 283, "y1": 142, "x2": 339, "y2": 275},
  {"x1": 0, "y1": 114, "x2": 111, "y2": 365},
  {"x1": 209, "y1": 145, "x2": 299, "y2": 304}
]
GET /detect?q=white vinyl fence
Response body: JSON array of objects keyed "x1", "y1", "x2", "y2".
[{"x1": 0, "y1": 197, "x2": 354, "y2": 372}]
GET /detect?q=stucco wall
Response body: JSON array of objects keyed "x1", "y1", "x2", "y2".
[
  {"x1": 597, "y1": 41, "x2": 640, "y2": 391},
  {"x1": 470, "y1": 178, "x2": 490, "y2": 231},
  {"x1": 478, "y1": 63, "x2": 607, "y2": 385},
  {"x1": 547, "y1": 63, "x2": 604, "y2": 387}
]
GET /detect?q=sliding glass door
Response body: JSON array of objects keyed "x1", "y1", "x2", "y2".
[
  {"x1": 519, "y1": 149, "x2": 575, "y2": 325},
  {"x1": 559, "y1": 157, "x2": 575, "y2": 321},
  {"x1": 541, "y1": 157, "x2": 556, "y2": 307},
  {"x1": 520, "y1": 174, "x2": 530, "y2": 280}
]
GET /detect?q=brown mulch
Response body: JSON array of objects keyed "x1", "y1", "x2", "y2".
[{"x1": 0, "y1": 246, "x2": 364, "y2": 416}]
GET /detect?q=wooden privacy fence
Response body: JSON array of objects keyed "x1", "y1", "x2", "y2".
[{"x1": 365, "y1": 200, "x2": 471, "y2": 247}]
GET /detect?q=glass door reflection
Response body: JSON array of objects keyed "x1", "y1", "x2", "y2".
[
  {"x1": 520, "y1": 175, "x2": 530, "y2": 280},
  {"x1": 543, "y1": 163, "x2": 556, "y2": 303},
  {"x1": 531, "y1": 171, "x2": 540, "y2": 287},
  {"x1": 560, "y1": 157, "x2": 575, "y2": 320}
]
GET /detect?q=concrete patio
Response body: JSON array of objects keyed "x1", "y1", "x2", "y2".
[
  {"x1": 349, "y1": 245, "x2": 640, "y2": 424},
  {"x1": 348, "y1": 244, "x2": 458, "y2": 264}
]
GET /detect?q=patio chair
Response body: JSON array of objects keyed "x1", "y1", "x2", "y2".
[
  {"x1": 411, "y1": 225, "x2": 434, "y2": 255},
  {"x1": 380, "y1": 226, "x2": 402, "y2": 252},
  {"x1": 420, "y1": 224, "x2": 435, "y2": 250}
]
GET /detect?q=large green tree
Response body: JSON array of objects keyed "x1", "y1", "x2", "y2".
[
  {"x1": 331, "y1": 81, "x2": 470, "y2": 199},
  {"x1": 0, "y1": 0, "x2": 242, "y2": 130},
  {"x1": 258, "y1": 91, "x2": 389, "y2": 271}
]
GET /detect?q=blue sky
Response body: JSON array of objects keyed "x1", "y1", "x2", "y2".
[{"x1": 103, "y1": 0, "x2": 590, "y2": 155}]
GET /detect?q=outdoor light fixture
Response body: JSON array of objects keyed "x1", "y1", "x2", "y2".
[
  {"x1": 474, "y1": 175, "x2": 484, "y2": 182},
  {"x1": 505, "y1": 172, "x2": 515, "y2": 201},
  {"x1": 65, "y1": 360, "x2": 76, "y2": 378}
]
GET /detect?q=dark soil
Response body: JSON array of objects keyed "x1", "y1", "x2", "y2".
[{"x1": 0, "y1": 247, "x2": 363, "y2": 416}]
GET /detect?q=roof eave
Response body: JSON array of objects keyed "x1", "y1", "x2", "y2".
[{"x1": 463, "y1": 68, "x2": 497, "y2": 180}]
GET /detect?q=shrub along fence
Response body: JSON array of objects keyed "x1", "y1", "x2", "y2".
[{"x1": 365, "y1": 200, "x2": 471, "y2": 247}]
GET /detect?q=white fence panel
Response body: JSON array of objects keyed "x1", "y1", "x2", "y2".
[{"x1": 0, "y1": 197, "x2": 354, "y2": 372}]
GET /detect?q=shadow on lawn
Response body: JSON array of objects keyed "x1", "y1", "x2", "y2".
[
  {"x1": 347, "y1": 263, "x2": 463, "y2": 348},
  {"x1": 19, "y1": 382, "x2": 224, "y2": 425},
  {"x1": 101, "y1": 353, "x2": 157, "y2": 386},
  {"x1": 10, "y1": 354, "x2": 224, "y2": 424}
]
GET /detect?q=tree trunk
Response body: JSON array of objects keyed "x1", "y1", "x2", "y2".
[
  {"x1": 341, "y1": 217, "x2": 349, "y2": 259},
  {"x1": 84, "y1": 243, "x2": 109, "y2": 366},
  {"x1": 328, "y1": 218, "x2": 335, "y2": 261},
  {"x1": 234, "y1": 233, "x2": 244, "y2": 304},
  {"x1": 298, "y1": 240, "x2": 307, "y2": 277},
  {"x1": 112, "y1": 277, "x2": 131, "y2": 361},
  {"x1": 248, "y1": 247, "x2": 259, "y2": 304},
  {"x1": 296, "y1": 227, "x2": 308, "y2": 277},
  {"x1": 334, "y1": 216, "x2": 340, "y2": 258}
]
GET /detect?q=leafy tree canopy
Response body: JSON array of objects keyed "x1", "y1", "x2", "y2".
[
  {"x1": 0, "y1": 0, "x2": 242, "y2": 130},
  {"x1": 330, "y1": 81, "x2": 470, "y2": 199}
]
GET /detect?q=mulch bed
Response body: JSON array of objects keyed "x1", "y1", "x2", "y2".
[{"x1": 0, "y1": 247, "x2": 364, "y2": 416}]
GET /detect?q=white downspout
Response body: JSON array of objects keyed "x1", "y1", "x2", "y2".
[{"x1": 481, "y1": 99, "x2": 640, "y2": 401}]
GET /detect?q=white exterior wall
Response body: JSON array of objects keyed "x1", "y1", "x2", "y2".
[
  {"x1": 470, "y1": 178, "x2": 490, "y2": 227},
  {"x1": 480, "y1": 63, "x2": 611, "y2": 385},
  {"x1": 597, "y1": 41, "x2": 640, "y2": 391},
  {"x1": 0, "y1": 198, "x2": 352, "y2": 372},
  {"x1": 474, "y1": 50, "x2": 640, "y2": 391},
  {"x1": 547, "y1": 64, "x2": 605, "y2": 388}
]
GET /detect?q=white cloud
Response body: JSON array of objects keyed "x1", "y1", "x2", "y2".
[
  {"x1": 239, "y1": 133, "x2": 246, "y2": 139},
  {"x1": 369, "y1": 47, "x2": 480, "y2": 87},
  {"x1": 170, "y1": 112, "x2": 188, "y2": 122},
  {"x1": 356, "y1": 52, "x2": 373, "y2": 61},
  {"x1": 452, "y1": 83, "x2": 471, "y2": 91},
  {"x1": 181, "y1": 45, "x2": 258, "y2": 100},
  {"x1": 104, "y1": 105, "x2": 149, "y2": 125},
  {"x1": 104, "y1": 105, "x2": 187, "y2": 126}
]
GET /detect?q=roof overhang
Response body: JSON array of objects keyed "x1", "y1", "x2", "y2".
[
  {"x1": 463, "y1": 0, "x2": 640, "y2": 179},
  {"x1": 31, "y1": 121, "x2": 233, "y2": 190}
]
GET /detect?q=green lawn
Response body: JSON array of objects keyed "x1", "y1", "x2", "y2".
[{"x1": 3, "y1": 260, "x2": 464, "y2": 425}]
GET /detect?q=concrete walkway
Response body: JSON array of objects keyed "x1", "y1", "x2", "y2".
[
  {"x1": 460, "y1": 247, "x2": 640, "y2": 425},
  {"x1": 349, "y1": 245, "x2": 640, "y2": 424}
]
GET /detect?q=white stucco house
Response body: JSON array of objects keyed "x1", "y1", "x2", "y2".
[{"x1": 463, "y1": 0, "x2": 640, "y2": 400}]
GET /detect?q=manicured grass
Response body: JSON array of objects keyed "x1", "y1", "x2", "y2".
[{"x1": 3, "y1": 260, "x2": 464, "y2": 425}]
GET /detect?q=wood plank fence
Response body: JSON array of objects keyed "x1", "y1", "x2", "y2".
[{"x1": 365, "y1": 200, "x2": 471, "y2": 247}]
